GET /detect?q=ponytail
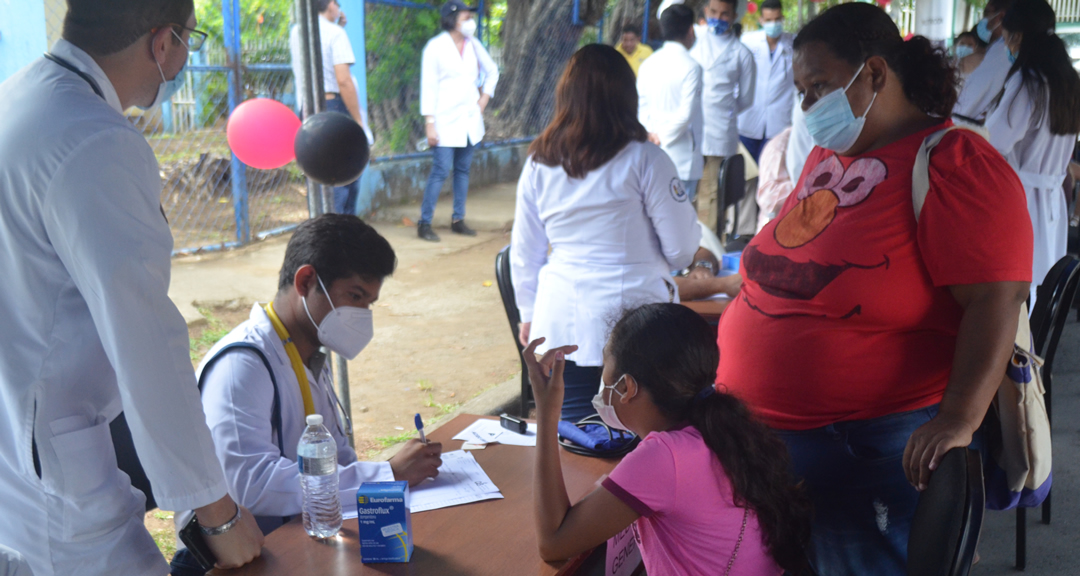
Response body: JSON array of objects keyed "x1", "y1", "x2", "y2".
[
  {"x1": 689, "y1": 391, "x2": 813, "y2": 575},
  {"x1": 793, "y1": 3, "x2": 957, "y2": 117},
  {"x1": 607, "y1": 304, "x2": 812, "y2": 574}
]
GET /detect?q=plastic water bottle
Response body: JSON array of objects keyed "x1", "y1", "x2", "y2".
[{"x1": 298, "y1": 414, "x2": 341, "y2": 538}]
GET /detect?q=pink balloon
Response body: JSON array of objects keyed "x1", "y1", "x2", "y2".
[{"x1": 226, "y1": 98, "x2": 301, "y2": 170}]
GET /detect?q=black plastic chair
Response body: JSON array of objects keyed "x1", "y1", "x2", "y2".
[
  {"x1": 1015, "y1": 255, "x2": 1080, "y2": 569},
  {"x1": 907, "y1": 448, "x2": 984, "y2": 576},
  {"x1": 715, "y1": 154, "x2": 746, "y2": 244},
  {"x1": 494, "y1": 245, "x2": 532, "y2": 417}
]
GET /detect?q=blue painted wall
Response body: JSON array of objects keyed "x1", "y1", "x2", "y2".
[{"x1": 0, "y1": 0, "x2": 47, "y2": 83}]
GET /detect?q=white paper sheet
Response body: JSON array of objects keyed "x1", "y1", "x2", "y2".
[
  {"x1": 451, "y1": 418, "x2": 538, "y2": 447},
  {"x1": 342, "y1": 450, "x2": 502, "y2": 519}
]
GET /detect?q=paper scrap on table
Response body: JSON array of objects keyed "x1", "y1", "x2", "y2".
[
  {"x1": 462, "y1": 442, "x2": 487, "y2": 450},
  {"x1": 452, "y1": 418, "x2": 538, "y2": 447},
  {"x1": 342, "y1": 450, "x2": 502, "y2": 519}
]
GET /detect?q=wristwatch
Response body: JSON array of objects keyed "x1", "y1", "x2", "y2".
[
  {"x1": 198, "y1": 504, "x2": 242, "y2": 536},
  {"x1": 691, "y1": 260, "x2": 715, "y2": 273}
]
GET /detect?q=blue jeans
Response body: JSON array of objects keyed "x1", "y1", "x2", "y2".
[
  {"x1": 325, "y1": 98, "x2": 360, "y2": 215},
  {"x1": 561, "y1": 361, "x2": 602, "y2": 422},
  {"x1": 775, "y1": 405, "x2": 939, "y2": 576},
  {"x1": 420, "y1": 142, "x2": 474, "y2": 225},
  {"x1": 739, "y1": 135, "x2": 769, "y2": 165}
]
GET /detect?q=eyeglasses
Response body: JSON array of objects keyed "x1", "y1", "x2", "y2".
[{"x1": 152, "y1": 24, "x2": 209, "y2": 52}]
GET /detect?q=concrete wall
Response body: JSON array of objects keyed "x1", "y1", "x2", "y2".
[
  {"x1": 357, "y1": 141, "x2": 530, "y2": 218},
  {"x1": 0, "y1": 0, "x2": 47, "y2": 84}
]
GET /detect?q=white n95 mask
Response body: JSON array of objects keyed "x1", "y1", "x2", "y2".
[
  {"x1": 303, "y1": 275, "x2": 374, "y2": 360},
  {"x1": 591, "y1": 375, "x2": 629, "y2": 431},
  {"x1": 460, "y1": 18, "x2": 477, "y2": 38}
]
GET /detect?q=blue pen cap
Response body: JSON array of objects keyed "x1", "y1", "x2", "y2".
[{"x1": 414, "y1": 413, "x2": 423, "y2": 430}]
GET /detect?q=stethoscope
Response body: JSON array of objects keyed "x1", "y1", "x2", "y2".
[
  {"x1": 44, "y1": 53, "x2": 105, "y2": 100},
  {"x1": 316, "y1": 360, "x2": 354, "y2": 438}
]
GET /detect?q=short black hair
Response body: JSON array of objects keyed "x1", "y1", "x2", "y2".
[
  {"x1": 316, "y1": 0, "x2": 336, "y2": 13},
  {"x1": 621, "y1": 24, "x2": 641, "y2": 37},
  {"x1": 761, "y1": 0, "x2": 783, "y2": 12},
  {"x1": 987, "y1": 0, "x2": 1016, "y2": 12},
  {"x1": 441, "y1": 10, "x2": 460, "y2": 31},
  {"x1": 278, "y1": 214, "x2": 397, "y2": 291},
  {"x1": 63, "y1": 0, "x2": 193, "y2": 56},
  {"x1": 661, "y1": 5, "x2": 695, "y2": 42}
]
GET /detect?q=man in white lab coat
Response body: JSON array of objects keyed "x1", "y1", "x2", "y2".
[
  {"x1": 0, "y1": 1, "x2": 264, "y2": 574},
  {"x1": 638, "y1": 4, "x2": 705, "y2": 201},
  {"x1": 690, "y1": 0, "x2": 756, "y2": 234},
  {"x1": 953, "y1": 0, "x2": 1015, "y2": 124},
  {"x1": 737, "y1": 0, "x2": 794, "y2": 164},
  {"x1": 170, "y1": 215, "x2": 443, "y2": 575},
  {"x1": 417, "y1": 0, "x2": 500, "y2": 242}
]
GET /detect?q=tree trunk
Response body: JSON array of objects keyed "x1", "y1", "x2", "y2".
[
  {"x1": 487, "y1": 0, "x2": 606, "y2": 139},
  {"x1": 604, "y1": 0, "x2": 708, "y2": 42}
]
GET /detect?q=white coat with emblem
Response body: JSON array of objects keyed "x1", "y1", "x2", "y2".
[
  {"x1": 737, "y1": 29, "x2": 795, "y2": 141},
  {"x1": 420, "y1": 31, "x2": 500, "y2": 148},
  {"x1": 637, "y1": 41, "x2": 705, "y2": 182},
  {"x1": 690, "y1": 26, "x2": 756, "y2": 158},
  {"x1": 0, "y1": 40, "x2": 228, "y2": 576},
  {"x1": 986, "y1": 73, "x2": 1076, "y2": 304},
  {"x1": 174, "y1": 305, "x2": 394, "y2": 539},
  {"x1": 510, "y1": 142, "x2": 701, "y2": 366}
]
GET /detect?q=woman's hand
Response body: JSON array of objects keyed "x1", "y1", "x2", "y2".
[
  {"x1": 903, "y1": 415, "x2": 976, "y2": 491},
  {"x1": 518, "y1": 322, "x2": 531, "y2": 347},
  {"x1": 425, "y1": 123, "x2": 439, "y2": 148},
  {"x1": 523, "y1": 338, "x2": 578, "y2": 421},
  {"x1": 478, "y1": 93, "x2": 491, "y2": 114}
]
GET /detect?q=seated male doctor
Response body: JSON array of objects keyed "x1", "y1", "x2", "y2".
[{"x1": 171, "y1": 214, "x2": 442, "y2": 575}]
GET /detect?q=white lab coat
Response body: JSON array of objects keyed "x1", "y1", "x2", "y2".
[
  {"x1": 0, "y1": 40, "x2": 228, "y2": 576},
  {"x1": 691, "y1": 27, "x2": 756, "y2": 157},
  {"x1": 986, "y1": 73, "x2": 1075, "y2": 303},
  {"x1": 954, "y1": 38, "x2": 1011, "y2": 122},
  {"x1": 510, "y1": 142, "x2": 701, "y2": 366},
  {"x1": 737, "y1": 30, "x2": 794, "y2": 141},
  {"x1": 0, "y1": 546, "x2": 33, "y2": 576},
  {"x1": 420, "y1": 32, "x2": 500, "y2": 148},
  {"x1": 638, "y1": 42, "x2": 705, "y2": 182},
  {"x1": 175, "y1": 305, "x2": 394, "y2": 538}
]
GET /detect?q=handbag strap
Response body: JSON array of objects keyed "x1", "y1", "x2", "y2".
[
  {"x1": 911, "y1": 124, "x2": 988, "y2": 223},
  {"x1": 722, "y1": 507, "x2": 750, "y2": 576}
]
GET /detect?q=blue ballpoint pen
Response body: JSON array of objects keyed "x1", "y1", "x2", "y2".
[{"x1": 415, "y1": 413, "x2": 427, "y2": 444}]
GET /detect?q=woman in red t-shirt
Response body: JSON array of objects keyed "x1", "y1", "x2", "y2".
[{"x1": 716, "y1": 4, "x2": 1033, "y2": 575}]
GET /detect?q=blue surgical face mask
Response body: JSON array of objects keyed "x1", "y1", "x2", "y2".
[
  {"x1": 139, "y1": 29, "x2": 187, "y2": 110},
  {"x1": 803, "y1": 62, "x2": 877, "y2": 154},
  {"x1": 955, "y1": 44, "x2": 975, "y2": 59},
  {"x1": 706, "y1": 17, "x2": 730, "y2": 36},
  {"x1": 976, "y1": 15, "x2": 997, "y2": 44},
  {"x1": 762, "y1": 21, "x2": 783, "y2": 39},
  {"x1": 1008, "y1": 48, "x2": 1018, "y2": 64}
]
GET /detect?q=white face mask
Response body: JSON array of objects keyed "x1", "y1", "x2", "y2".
[
  {"x1": 591, "y1": 375, "x2": 629, "y2": 430},
  {"x1": 460, "y1": 18, "x2": 477, "y2": 38},
  {"x1": 302, "y1": 275, "x2": 374, "y2": 360}
]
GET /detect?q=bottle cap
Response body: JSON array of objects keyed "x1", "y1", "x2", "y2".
[{"x1": 306, "y1": 414, "x2": 323, "y2": 427}]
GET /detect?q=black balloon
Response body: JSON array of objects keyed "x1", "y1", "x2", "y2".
[{"x1": 293, "y1": 111, "x2": 370, "y2": 186}]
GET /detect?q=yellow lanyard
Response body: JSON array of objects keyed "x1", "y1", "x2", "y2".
[{"x1": 264, "y1": 302, "x2": 316, "y2": 416}]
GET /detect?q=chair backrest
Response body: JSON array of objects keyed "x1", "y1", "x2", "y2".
[
  {"x1": 1030, "y1": 256, "x2": 1080, "y2": 367},
  {"x1": 494, "y1": 246, "x2": 532, "y2": 415},
  {"x1": 907, "y1": 448, "x2": 985, "y2": 576},
  {"x1": 715, "y1": 154, "x2": 746, "y2": 235}
]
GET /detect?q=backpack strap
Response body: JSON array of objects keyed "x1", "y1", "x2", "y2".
[
  {"x1": 199, "y1": 343, "x2": 285, "y2": 458},
  {"x1": 911, "y1": 124, "x2": 989, "y2": 222}
]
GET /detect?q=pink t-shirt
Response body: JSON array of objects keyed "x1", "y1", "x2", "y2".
[{"x1": 602, "y1": 425, "x2": 782, "y2": 576}]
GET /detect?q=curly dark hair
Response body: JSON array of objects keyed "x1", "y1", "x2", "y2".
[
  {"x1": 793, "y1": 3, "x2": 957, "y2": 118},
  {"x1": 607, "y1": 303, "x2": 813, "y2": 574}
]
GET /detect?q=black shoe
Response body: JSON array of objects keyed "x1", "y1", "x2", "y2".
[
  {"x1": 418, "y1": 223, "x2": 440, "y2": 242},
  {"x1": 451, "y1": 220, "x2": 477, "y2": 236}
]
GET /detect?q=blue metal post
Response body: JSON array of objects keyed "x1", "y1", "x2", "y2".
[
  {"x1": 339, "y1": 0, "x2": 368, "y2": 116},
  {"x1": 477, "y1": 0, "x2": 486, "y2": 44},
  {"x1": 642, "y1": 0, "x2": 651, "y2": 43},
  {"x1": 598, "y1": 12, "x2": 605, "y2": 44},
  {"x1": 222, "y1": 0, "x2": 250, "y2": 243}
]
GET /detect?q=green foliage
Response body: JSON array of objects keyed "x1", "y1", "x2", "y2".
[
  {"x1": 375, "y1": 430, "x2": 417, "y2": 448},
  {"x1": 365, "y1": 6, "x2": 440, "y2": 103},
  {"x1": 190, "y1": 308, "x2": 232, "y2": 361}
]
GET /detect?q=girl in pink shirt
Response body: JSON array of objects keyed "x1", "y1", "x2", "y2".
[{"x1": 525, "y1": 303, "x2": 812, "y2": 575}]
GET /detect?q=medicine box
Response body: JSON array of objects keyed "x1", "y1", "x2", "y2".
[{"x1": 356, "y1": 481, "x2": 413, "y2": 563}]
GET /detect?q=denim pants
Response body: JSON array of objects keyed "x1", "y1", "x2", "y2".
[
  {"x1": 774, "y1": 405, "x2": 939, "y2": 576},
  {"x1": 739, "y1": 135, "x2": 770, "y2": 165},
  {"x1": 561, "y1": 361, "x2": 602, "y2": 423},
  {"x1": 419, "y1": 141, "x2": 474, "y2": 225},
  {"x1": 324, "y1": 98, "x2": 360, "y2": 215}
]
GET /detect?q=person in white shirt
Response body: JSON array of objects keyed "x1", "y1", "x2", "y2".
[
  {"x1": 786, "y1": 98, "x2": 813, "y2": 186},
  {"x1": 170, "y1": 215, "x2": 442, "y2": 575},
  {"x1": 511, "y1": 45, "x2": 700, "y2": 422},
  {"x1": 737, "y1": 0, "x2": 794, "y2": 164},
  {"x1": 986, "y1": 0, "x2": 1080, "y2": 305},
  {"x1": 289, "y1": 0, "x2": 368, "y2": 215},
  {"x1": 0, "y1": 547, "x2": 32, "y2": 576},
  {"x1": 418, "y1": 0, "x2": 500, "y2": 242},
  {"x1": 638, "y1": 5, "x2": 704, "y2": 201},
  {"x1": 953, "y1": 0, "x2": 1015, "y2": 125},
  {"x1": 0, "y1": 1, "x2": 264, "y2": 574},
  {"x1": 690, "y1": 0, "x2": 756, "y2": 234}
]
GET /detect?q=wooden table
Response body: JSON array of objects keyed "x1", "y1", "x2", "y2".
[
  {"x1": 211, "y1": 414, "x2": 621, "y2": 576},
  {"x1": 681, "y1": 298, "x2": 730, "y2": 325}
]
